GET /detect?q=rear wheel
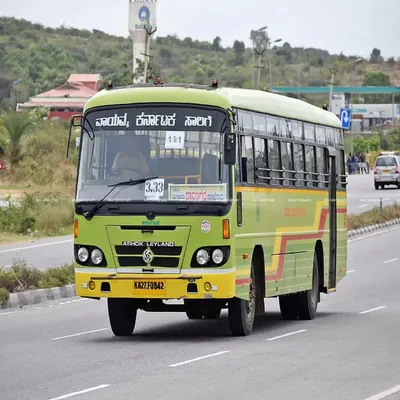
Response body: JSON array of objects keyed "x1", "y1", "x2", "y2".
[
  {"x1": 228, "y1": 260, "x2": 256, "y2": 336},
  {"x1": 108, "y1": 298, "x2": 138, "y2": 336},
  {"x1": 296, "y1": 252, "x2": 319, "y2": 320}
]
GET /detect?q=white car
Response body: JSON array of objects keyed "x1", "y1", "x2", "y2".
[{"x1": 374, "y1": 152, "x2": 400, "y2": 190}]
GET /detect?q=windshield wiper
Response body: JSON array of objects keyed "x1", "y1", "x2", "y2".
[{"x1": 82, "y1": 176, "x2": 158, "y2": 221}]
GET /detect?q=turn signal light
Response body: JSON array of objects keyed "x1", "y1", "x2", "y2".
[
  {"x1": 74, "y1": 218, "x2": 78, "y2": 238},
  {"x1": 222, "y1": 219, "x2": 230, "y2": 239}
]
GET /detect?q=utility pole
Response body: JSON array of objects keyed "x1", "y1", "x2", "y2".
[
  {"x1": 254, "y1": 48, "x2": 266, "y2": 90},
  {"x1": 268, "y1": 38, "x2": 282, "y2": 88},
  {"x1": 142, "y1": 24, "x2": 157, "y2": 83},
  {"x1": 250, "y1": 26, "x2": 267, "y2": 89},
  {"x1": 328, "y1": 67, "x2": 339, "y2": 112}
]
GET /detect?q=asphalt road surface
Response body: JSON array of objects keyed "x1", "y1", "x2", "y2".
[
  {"x1": 1, "y1": 226, "x2": 400, "y2": 400},
  {"x1": 0, "y1": 235, "x2": 73, "y2": 270},
  {"x1": 347, "y1": 173, "x2": 399, "y2": 214},
  {"x1": 1, "y1": 174, "x2": 397, "y2": 271}
]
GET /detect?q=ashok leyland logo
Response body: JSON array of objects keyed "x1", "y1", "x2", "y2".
[
  {"x1": 95, "y1": 113, "x2": 130, "y2": 128},
  {"x1": 142, "y1": 249, "x2": 154, "y2": 263}
]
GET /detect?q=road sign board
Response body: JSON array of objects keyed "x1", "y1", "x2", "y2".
[{"x1": 340, "y1": 107, "x2": 351, "y2": 129}]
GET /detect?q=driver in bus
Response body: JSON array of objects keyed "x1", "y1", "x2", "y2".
[{"x1": 111, "y1": 133, "x2": 150, "y2": 179}]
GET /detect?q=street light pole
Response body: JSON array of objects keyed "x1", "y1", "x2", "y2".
[
  {"x1": 328, "y1": 67, "x2": 339, "y2": 113},
  {"x1": 250, "y1": 26, "x2": 267, "y2": 90},
  {"x1": 268, "y1": 38, "x2": 282, "y2": 88},
  {"x1": 349, "y1": 57, "x2": 362, "y2": 154}
]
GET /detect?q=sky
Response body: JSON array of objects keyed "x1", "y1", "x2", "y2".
[{"x1": 0, "y1": 0, "x2": 398, "y2": 58}]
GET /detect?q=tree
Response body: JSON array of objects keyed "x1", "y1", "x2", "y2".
[
  {"x1": 2, "y1": 111, "x2": 34, "y2": 169},
  {"x1": 370, "y1": 48, "x2": 384, "y2": 63},
  {"x1": 212, "y1": 36, "x2": 221, "y2": 52},
  {"x1": 133, "y1": 58, "x2": 161, "y2": 83},
  {"x1": 363, "y1": 71, "x2": 390, "y2": 86},
  {"x1": 233, "y1": 40, "x2": 245, "y2": 65}
]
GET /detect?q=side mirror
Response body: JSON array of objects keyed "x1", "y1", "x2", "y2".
[
  {"x1": 223, "y1": 132, "x2": 236, "y2": 165},
  {"x1": 66, "y1": 114, "x2": 82, "y2": 159}
]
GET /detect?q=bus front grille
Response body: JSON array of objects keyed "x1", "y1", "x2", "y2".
[{"x1": 117, "y1": 256, "x2": 180, "y2": 268}]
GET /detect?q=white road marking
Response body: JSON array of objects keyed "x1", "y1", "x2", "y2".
[
  {"x1": 347, "y1": 270, "x2": 356, "y2": 274},
  {"x1": 47, "y1": 384, "x2": 110, "y2": 400},
  {"x1": 383, "y1": 258, "x2": 398, "y2": 264},
  {"x1": 358, "y1": 204, "x2": 369, "y2": 208},
  {"x1": 266, "y1": 329, "x2": 307, "y2": 341},
  {"x1": 0, "y1": 311, "x2": 15, "y2": 316},
  {"x1": 50, "y1": 328, "x2": 108, "y2": 341},
  {"x1": 0, "y1": 238, "x2": 73, "y2": 253},
  {"x1": 359, "y1": 306, "x2": 387, "y2": 315},
  {"x1": 364, "y1": 383, "x2": 400, "y2": 400},
  {"x1": 169, "y1": 351, "x2": 230, "y2": 367}
]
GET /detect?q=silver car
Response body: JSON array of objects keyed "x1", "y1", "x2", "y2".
[{"x1": 374, "y1": 152, "x2": 400, "y2": 190}]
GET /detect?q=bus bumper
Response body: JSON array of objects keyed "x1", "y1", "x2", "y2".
[{"x1": 74, "y1": 268, "x2": 237, "y2": 300}]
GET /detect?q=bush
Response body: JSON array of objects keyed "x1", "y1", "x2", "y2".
[
  {"x1": 348, "y1": 203, "x2": 400, "y2": 230},
  {"x1": 0, "y1": 259, "x2": 75, "y2": 308},
  {"x1": 0, "y1": 191, "x2": 74, "y2": 235}
]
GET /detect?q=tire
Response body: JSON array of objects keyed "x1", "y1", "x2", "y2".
[
  {"x1": 296, "y1": 252, "x2": 319, "y2": 320},
  {"x1": 107, "y1": 298, "x2": 138, "y2": 336},
  {"x1": 279, "y1": 295, "x2": 298, "y2": 320},
  {"x1": 228, "y1": 259, "x2": 256, "y2": 336}
]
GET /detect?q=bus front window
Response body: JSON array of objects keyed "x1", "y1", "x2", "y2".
[{"x1": 76, "y1": 105, "x2": 230, "y2": 204}]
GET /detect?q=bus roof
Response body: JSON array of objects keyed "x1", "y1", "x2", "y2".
[{"x1": 84, "y1": 83, "x2": 342, "y2": 129}]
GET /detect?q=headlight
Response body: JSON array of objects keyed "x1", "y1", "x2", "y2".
[
  {"x1": 77, "y1": 247, "x2": 89, "y2": 262},
  {"x1": 212, "y1": 249, "x2": 224, "y2": 264},
  {"x1": 196, "y1": 249, "x2": 209, "y2": 265},
  {"x1": 91, "y1": 249, "x2": 103, "y2": 265}
]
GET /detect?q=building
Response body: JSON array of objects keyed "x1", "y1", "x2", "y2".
[{"x1": 16, "y1": 74, "x2": 103, "y2": 120}]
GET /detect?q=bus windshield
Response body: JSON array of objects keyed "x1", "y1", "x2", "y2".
[{"x1": 76, "y1": 105, "x2": 230, "y2": 204}]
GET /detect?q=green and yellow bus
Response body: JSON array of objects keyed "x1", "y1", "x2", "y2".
[{"x1": 68, "y1": 79, "x2": 347, "y2": 337}]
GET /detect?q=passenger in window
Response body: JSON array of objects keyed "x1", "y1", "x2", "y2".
[{"x1": 111, "y1": 134, "x2": 150, "y2": 179}]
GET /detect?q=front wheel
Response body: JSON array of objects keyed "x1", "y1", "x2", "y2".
[
  {"x1": 107, "y1": 298, "x2": 138, "y2": 336},
  {"x1": 228, "y1": 261, "x2": 256, "y2": 336}
]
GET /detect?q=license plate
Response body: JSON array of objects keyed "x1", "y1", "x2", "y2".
[
  {"x1": 133, "y1": 280, "x2": 166, "y2": 295},
  {"x1": 382, "y1": 169, "x2": 390, "y2": 173}
]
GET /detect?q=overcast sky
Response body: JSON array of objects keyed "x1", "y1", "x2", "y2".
[{"x1": 1, "y1": 0, "x2": 398, "y2": 58}]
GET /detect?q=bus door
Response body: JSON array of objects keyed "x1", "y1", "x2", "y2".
[{"x1": 327, "y1": 147, "x2": 337, "y2": 291}]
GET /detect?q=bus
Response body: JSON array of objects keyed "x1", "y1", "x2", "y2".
[{"x1": 67, "y1": 79, "x2": 348, "y2": 337}]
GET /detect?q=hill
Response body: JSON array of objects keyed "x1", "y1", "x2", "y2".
[{"x1": 1, "y1": 16, "x2": 400, "y2": 107}]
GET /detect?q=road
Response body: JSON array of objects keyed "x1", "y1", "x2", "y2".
[
  {"x1": 0, "y1": 235, "x2": 73, "y2": 270},
  {"x1": 1, "y1": 226, "x2": 400, "y2": 400},
  {"x1": 0, "y1": 174, "x2": 397, "y2": 271},
  {"x1": 347, "y1": 173, "x2": 399, "y2": 214}
]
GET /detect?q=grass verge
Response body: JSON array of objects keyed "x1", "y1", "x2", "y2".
[
  {"x1": 347, "y1": 203, "x2": 400, "y2": 231},
  {"x1": 0, "y1": 258, "x2": 75, "y2": 308},
  {"x1": 0, "y1": 191, "x2": 74, "y2": 240}
]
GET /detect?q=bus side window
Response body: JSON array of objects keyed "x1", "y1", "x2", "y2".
[
  {"x1": 315, "y1": 147, "x2": 327, "y2": 188},
  {"x1": 336, "y1": 149, "x2": 345, "y2": 188},
  {"x1": 305, "y1": 145, "x2": 317, "y2": 187},
  {"x1": 254, "y1": 137, "x2": 268, "y2": 185},
  {"x1": 240, "y1": 136, "x2": 254, "y2": 184},
  {"x1": 280, "y1": 141, "x2": 294, "y2": 186},
  {"x1": 267, "y1": 139, "x2": 281, "y2": 185},
  {"x1": 293, "y1": 143, "x2": 305, "y2": 187}
]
